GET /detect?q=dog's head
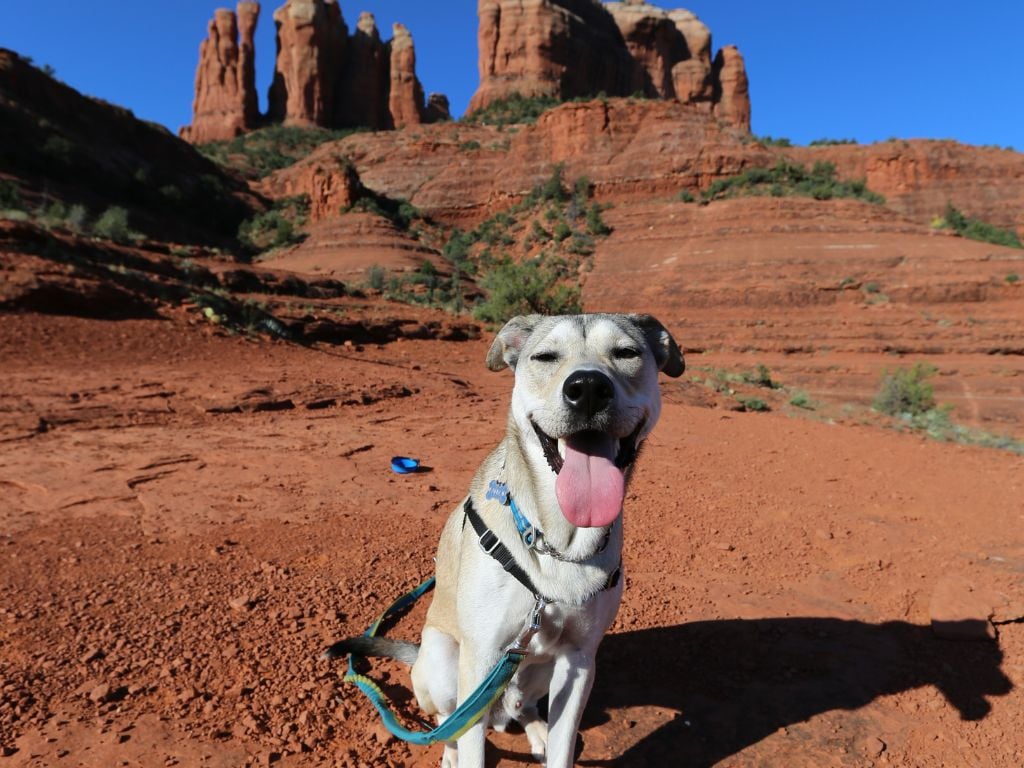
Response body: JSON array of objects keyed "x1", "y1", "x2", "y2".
[{"x1": 486, "y1": 313, "x2": 683, "y2": 528}]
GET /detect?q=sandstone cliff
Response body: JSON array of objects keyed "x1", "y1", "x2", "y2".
[
  {"x1": 181, "y1": 2, "x2": 261, "y2": 143},
  {"x1": 182, "y1": 1, "x2": 443, "y2": 142},
  {"x1": 469, "y1": 0, "x2": 751, "y2": 131}
]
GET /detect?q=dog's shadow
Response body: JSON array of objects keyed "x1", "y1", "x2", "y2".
[{"x1": 573, "y1": 617, "x2": 1013, "y2": 766}]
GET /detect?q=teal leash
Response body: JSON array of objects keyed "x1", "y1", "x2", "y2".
[{"x1": 340, "y1": 574, "x2": 542, "y2": 746}]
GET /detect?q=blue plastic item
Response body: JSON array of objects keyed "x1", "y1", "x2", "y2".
[{"x1": 390, "y1": 456, "x2": 420, "y2": 474}]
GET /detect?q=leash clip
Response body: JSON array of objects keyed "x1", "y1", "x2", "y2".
[{"x1": 506, "y1": 595, "x2": 547, "y2": 656}]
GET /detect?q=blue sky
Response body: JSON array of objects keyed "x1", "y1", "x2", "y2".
[{"x1": 2, "y1": 1, "x2": 1022, "y2": 148}]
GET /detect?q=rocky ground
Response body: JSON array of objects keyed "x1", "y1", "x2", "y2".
[{"x1": 1, "y1": 306, "x2": 1021, "y2": 768}]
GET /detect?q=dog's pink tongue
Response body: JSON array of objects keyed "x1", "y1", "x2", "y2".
[{"x1": 555, "y1": 433, "x2": 625, "y2": 528}]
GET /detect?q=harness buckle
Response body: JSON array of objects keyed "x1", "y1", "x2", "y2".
[{"x1": 478, "y1": 529, "x2": 501, "y2": 556}]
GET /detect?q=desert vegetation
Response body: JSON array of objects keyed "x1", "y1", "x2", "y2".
[
  {"x1": 460, "y1": 93, "x2": 560, "y2": 127},
  {"x1": 698, "y1": 160, "x2": 885, "y2": 205},
  {"x1": 933, "y1": 202, "x2": 1022, "y2": 248},
  {"x1": 198, "y1": 125, "x2": 367, "y2": 180}
]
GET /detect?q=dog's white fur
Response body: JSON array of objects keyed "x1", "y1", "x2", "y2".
[{"x1": 337, "y1": 313, "x2": 682, "y2": 767}]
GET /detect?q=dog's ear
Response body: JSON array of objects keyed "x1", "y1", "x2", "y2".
[
  {"x1": 629, "y1": 314, "x2": 684, "y2": 377},
  {"x1": 486, "y1": 315, "x2": 543, "y2": 372}
]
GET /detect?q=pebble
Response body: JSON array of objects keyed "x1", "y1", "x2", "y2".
[
  {"x1": 229, "y1": 595, "x2": 253, "y2": 612},
  {"x1": 88, "y1": 683, "x2": 111, "y2": 704}
]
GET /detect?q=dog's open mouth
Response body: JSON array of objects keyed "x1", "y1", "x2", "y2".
[{"x1": 531, "y1": 420, "x2": 644, "y2": 528}]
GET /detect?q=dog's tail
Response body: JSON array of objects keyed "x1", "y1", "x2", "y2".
[{"x1": 321, "y1": 636, "x2": 420, "y2": 665}]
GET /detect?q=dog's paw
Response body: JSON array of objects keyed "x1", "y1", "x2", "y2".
[{"x1": 525, "y1": 719, "x2": 548, "y2": 763}]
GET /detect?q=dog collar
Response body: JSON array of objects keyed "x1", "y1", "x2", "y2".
[
  {"x1": 485, "y1": 479, "x2": 611, "y2": 562},
  {"x1": 463, "y1": 496, "x2": 621, "y2": 606}
]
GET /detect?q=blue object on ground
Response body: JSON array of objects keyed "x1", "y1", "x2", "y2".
[{"x1": 390, "y1": 456, "x2": 420, "y2": 474}]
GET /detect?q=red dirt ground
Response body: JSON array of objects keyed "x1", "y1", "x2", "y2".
[{"x1": 1, "y1": 309, "x2": 1021, "y2": 767}]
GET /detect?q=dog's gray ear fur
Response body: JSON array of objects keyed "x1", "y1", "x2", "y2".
[
  {"x1": 629, "y1": 314, "x2": 684, "y2": 377},
  {"x1": 486, "y1": 315, "x2": 543, "y2": 372}
]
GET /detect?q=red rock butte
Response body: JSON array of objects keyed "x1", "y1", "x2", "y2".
[
  {"x1": 470, "y1": 0, "x2": 750, "y2": 131},
  {"x1": 180, "y1": 0, "x2": 448, "y2": 143}
]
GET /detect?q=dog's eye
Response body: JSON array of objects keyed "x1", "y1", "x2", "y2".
[
  {"x1": 531, "y1": 351, "x2": 559, "y2": 363},
  {"x1": 613, "y1": 347, "x2": 642, "y2": 360}
]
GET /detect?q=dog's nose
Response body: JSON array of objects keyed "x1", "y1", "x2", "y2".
[{"x1": 562, "y1": 370, "x2": 615, "y2": 417}]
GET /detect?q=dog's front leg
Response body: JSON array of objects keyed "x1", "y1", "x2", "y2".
[
  {"x1": 544, "y1": 649, "x2": 596, "y2": 768},
  {"x1": 454, "y1": 644, "x2": 492, "y2": 767}
]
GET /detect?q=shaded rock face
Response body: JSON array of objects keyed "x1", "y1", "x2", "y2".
[
  {"x1": 470, "y1": 0, "x2": 751, "y2": 131},
  {"x1": 470, "y1": 0, "x2": 634, "y2": 112},
  {"x1": 335, "y1": 11, "x2": 389, "y2": 130},
  {"x1": 182, "y1": 1, "x2": 444, "y2": 142},
  {"x1": 181, "y1": 2, "x2": 261, "y2": 143}
]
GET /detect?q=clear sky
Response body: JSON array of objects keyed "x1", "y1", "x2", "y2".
[{"x1": 2, "y1": 1, "x2": 1022, "y2": 148}]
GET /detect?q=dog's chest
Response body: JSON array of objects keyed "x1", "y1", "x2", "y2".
[{"x1": 528, "y1": 593, "x2": 619, "y2": 657}]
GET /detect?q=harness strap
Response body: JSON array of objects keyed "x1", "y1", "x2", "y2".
[
  {"x1": 463, "y1": 497, "x2": 622, "y2": 602},
  {"x1": 464, "y1": 498, "x2": 552, "y2": 602}
]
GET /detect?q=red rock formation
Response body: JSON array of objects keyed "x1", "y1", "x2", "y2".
[
  {"x1": 181, "y1": 2, "x2": 260, "y2": 143},
  {"x1": 183, "y1": 0, "x2": 444, "y2": 139},
  {"x1": 469, "y1": 0, "x2": 635, "y2": 112},
  {"x1": 712, "y1": 45, "x2": 750, "y2": 132},
  {"x1": 267, "y1": 0, "x2": 346, "y2": 126},
  {"x1": 388, "y1": 23, "x2": 425, "y2": 128},
  {"x1": 424, "y1": 93, "x2": 451, "y2": 123},
  {"x1": 606, "y1": 1, "x2": 684, "y2": 97},
  {"x1": 335, "y1": 11, "x2": 389, "y2": 129},
  {"x1": 469, "y1": 0, "x2": 751, "y2": 132}
]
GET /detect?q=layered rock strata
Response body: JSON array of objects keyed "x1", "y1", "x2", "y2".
[
  {"x1": 182, "y1": 0, "x2": 442, "y2": 142},
  {"x1": 470, "y1": 0, "x2": 751, "y2": 131}
]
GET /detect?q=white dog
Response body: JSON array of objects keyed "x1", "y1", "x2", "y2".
[{"x1": 326, "y1": 313, "x2": 683, "y2": 767}]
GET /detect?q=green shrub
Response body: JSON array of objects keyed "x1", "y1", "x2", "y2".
[
  {"x1": 345, "y1": 195, "x2": 420, "y2": 231},
  {"x1": 1007, "y1": 273, "x2": 1021, "y2": 284},
  {"x1": 93, "y1": 206, "x2": 140, "y2": 244},
  {"x1": 366, "y1": 264, "x2": 386, "y2": 291},
  {"x1": 755, "y1": 135, "x2": 792, "y2": 148},
  {"x1": 66, "y1": 204, "x2": 88, "y2": 233},
  {"x1": 585, "y1": 203, "x2": 611, "y2": 235},
  {"x1": 198, "y1": 125, "x2": 367, "y2": 179},
  {"x1": 701, "y1": 159, "x2": 885, "y2": 205},
  {"x1": 552, "y1": 220, "x2": 572, "y2": 242},
  {"x1": 473, "y1": 258, "x2": 581, "y2": 323},
  {"x1": 677, "y1": 189, "x2": 695, "y2": 203},
  {"x1": 238, "y1": 195, "x2": 309, "y2": 252},
  {"x1": 936, "y1": 203, "x2": 1021, "y2": 248},
  {"x1": 0, "y1": 179, "x2": 21, "y2": 209},
  {"x1": 809, "y1": 138, "x2": 858, "y2": 146},
  {"x1": 789, "y1": 390, "x2": 813, "y2": 409},
  {"x1": 737, "y1": 396, "x2": 770, "y2": 412},
  {"x1": 744, "y1": 363, "x2": 777, "y2": 388},
  {"x1": 458, "y1": 140, "x2": 482, "y2": 151},
  {"x1": 873, "y1": 363, "x2": 937, "y2": 417},
  {"x1": 462, "y1": 93, "x2": 560, "y2": 127}
]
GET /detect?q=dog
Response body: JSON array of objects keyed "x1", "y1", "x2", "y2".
[{"x1": 325, "y1": 313, "x2": 683, "y2": 767}]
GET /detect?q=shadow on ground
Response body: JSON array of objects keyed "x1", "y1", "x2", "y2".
[{"x1": 579, "y1": 617, "x2": 1013, "y2": 766}]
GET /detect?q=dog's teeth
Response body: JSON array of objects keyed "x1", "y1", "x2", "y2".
[{"x1": 557, "y1": 438, "x2": 566, "y2": 459}]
